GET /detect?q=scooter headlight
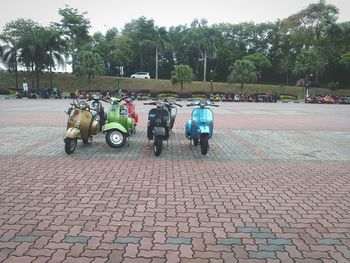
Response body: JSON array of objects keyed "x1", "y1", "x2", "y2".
[{"x1": 156, "y1": 101, "x2": 165, "y2": 108}]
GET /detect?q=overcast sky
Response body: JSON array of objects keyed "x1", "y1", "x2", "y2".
[{"x1": 0, "y1": 0, "x2": 349, "y2": 34}]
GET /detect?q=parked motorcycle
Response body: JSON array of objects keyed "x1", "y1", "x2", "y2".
[
  {"x1": 123, "y1": 98, "x2": 139, "y2": 128},
  {"x1": 87, "y1": 96, "x2": 110, "y2": 130},
  {"x1": 64, "y1": 98, "x2": 100, "y2": 154},
  {"x1": 103, "y1": 96, "x2": 135, "y2": 148},
  {"x1": 144, "y1": 100, "x2": 173, "y2": 156},
  {"x1": 164, "y1": 99, "x2": 182, "y2": 130},
  {"x1": 185, "y1": 100, "x2": 219, "y2": 155}
]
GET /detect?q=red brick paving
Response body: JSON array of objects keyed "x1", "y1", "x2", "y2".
[{"x1": 0, "y1": 99, "x2": 349, "y2": 262}]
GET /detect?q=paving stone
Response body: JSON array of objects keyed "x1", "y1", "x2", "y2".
[
  {"x1": 252, "y1": 233, "x2": 276, "y2": 239},
  {"x1": 217, "y1": 238, "x2": 242, "y2": 245},
  {"x1": 62, "y1": 236, "x2": 90, "y2": 244},
  {"x1": 316, "y1": 239, "x2": 342, "y2": 245},
  {"x1": 258, "y1": 244, "x2": 285, "y2": 252},
  {"x1": 113, "y1": 237, "x2": 141, "y2": 244},
  {"x1": 237, "y1": 227, "x2": 260, "y2": 233},
  {"x1": 165, "y1": 237, "x2": 191, "y2": 245},
  {"x1": 248, "y1": 251, "x2": 276, "y2": 259},
  {"x1": 267, "y1": 239, "x2": 293, "y2": 245},
  {"x1": 10, "y1": 236, "x2": 38, "y2": 243}
]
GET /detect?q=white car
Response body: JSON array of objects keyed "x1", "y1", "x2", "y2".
[{"x1": 131, "y1": 72, "x2": 150, "y2": 79}]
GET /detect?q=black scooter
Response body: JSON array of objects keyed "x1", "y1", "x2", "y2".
[
  {"x1": 144, "y1": 100, "x2": 175, "y2": 156},
  {"x1": 87, "y1": 96, "x2": 110, "y2": 130},
  {"x1": 164, "y1": 99, "x2": 182, "y2": 131}
]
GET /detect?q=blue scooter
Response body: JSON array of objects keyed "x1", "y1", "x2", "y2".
[{"x1": 185, "y1": 100, "x2": 219, "y2": 155}]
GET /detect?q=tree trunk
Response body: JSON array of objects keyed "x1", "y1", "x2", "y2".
[
  {"x1": 155, "y1": 45, "x2": 158, "y2": 79},
  {"x1": 31, "y1": 63, "x2": 35, "y2": 91},
  {"x1": 14, "y1": 55, "x2": 18, "y2": 90},
  {"x1": 240, "y1": 82, "x2": 244, "y2": 94},
  {"x1": 50, "y1": 50, "x2": 53, "y2": 90},
  {"x1": 203, "y1": 50, "x2": 207, "y2": 82},
  {"x1": 181, "y1": 81, "x2": 183, "y2": 92},
  {"x1": 36, "y1": 69, "x2": 40, "y2": 90},
  {"x1": 286, "y1": 72, "x2": 289, "y2": 86}
]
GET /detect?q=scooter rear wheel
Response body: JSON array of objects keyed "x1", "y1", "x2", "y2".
[
  {"x1": 106, "y1": 130, "x2": 126, "y2": 148},
  {"x1": 200, "y1": 134, "x2": 209, "y2": 155},
  {"x1": 193, "y1": 138, "x2": 199, "y2": 146},
  {"x1": 65, "y1": 138, "x2": 77, "y2": 154},
  {"x1": 154, "y1": 136, "x2": 162, "y2": 156}
]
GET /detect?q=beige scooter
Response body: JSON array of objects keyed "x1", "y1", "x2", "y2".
[{"x1": 64, "y1": 99, "x2": 99, "y2": 154}]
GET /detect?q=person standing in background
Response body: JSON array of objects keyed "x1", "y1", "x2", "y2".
[{"x1": 22, "y1": 78, "x2": 29, "y2": 93}]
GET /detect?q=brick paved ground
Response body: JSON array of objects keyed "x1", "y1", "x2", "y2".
[{"x1": 0, "y1": 99, "x2": 349, "y2": 262}]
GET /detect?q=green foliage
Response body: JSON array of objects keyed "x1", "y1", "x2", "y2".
[
  {"x1": 228, "y1": 60, "x2": 256, "y2": 93},
  {"x1": 170, "y1": 64, "x2": 194, "y2": 92},
  {"x1": 244, "y1": 52, "x2": 272, "y2": 70},
  {"x1": 328, "y1": 82, "x2": 339, "y2": 90},
  {"x1": 293, "y1": 49, "x2": 327, "y2": 79},
  {"x1": 55, "y1": 5, "x2": 91, "y2": 72},
  {"x1": 339, "y1": 52, "x2": 350, "y2": 69},
  {"x1": 278, "y1": 95, "x2": 298, "y2": 100},
  {"x1": 74, "y1": 51, "x2": 105, "y2": 83},
  {"x1": 157, "y1": 93, "x2": 178, "y2": 99}
]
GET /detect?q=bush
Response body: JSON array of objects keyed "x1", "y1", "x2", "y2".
[
  {"x1": 278, "y1": 94, "x2": 298, "y2": 100},
  {"x1": 328, "y1": 82, "x2": 340, "y2": 91},
  {"x1": 157, "y1": 93, "x2": 178, "y2": 99},
  {"x1": 191, "y1": 92, "x2": 209, "y2": 99},
  {"x1": 0, "y1": 87, "x2": 10, "y2": 95}
]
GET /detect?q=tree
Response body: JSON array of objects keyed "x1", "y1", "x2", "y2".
[
  {"x1": 228, "y1": 60, "x2": 256, "y2": 94},
  {"x1": 0, "y1": 19, "x2": 38, "y2": 89},
  {"x1": 74, "y1": 50, "x2": 105, "y2": 83},
  {"x1": 122, "y1": 17, "x2": 156, "y2": 75},
  {"x1": 56, "y1": 5, "x2": 91, "y2": 73},
  {"x1": 281, "y1": 0, "x2": 338, "y2": 53},
  {"x1": 243, "y1": 52, "x2": 271, "y2": 82},
  {"x1": 154, "y1": 26, "x2": 169, "y2": 79},
  {"x1": 294, "y1": 49, "x2": 327, "y2": 81},
  {"x1": 18, "y1": 25, "x2": 48, "y2": 89},
  {"x1": 279, "y1": 55, "x2": 294, "y2": 86},
  {"x1": 339, "y1": 52, "x2": 350, "y2": 69},
  {"x1": 170, "y1": 64, "x2": 194, "y2": 92},
  {"x1": 43, "y1": 26, "x2": 66, "y2": 89}
]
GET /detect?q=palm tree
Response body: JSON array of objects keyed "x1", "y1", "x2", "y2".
[
  {"x1": 75, "y1": 50, "x2": 105, "y2": 84},
  {"x1": 170, "y1": 64, "x2": 194, "y2": 92},
  {"x1": 154, "y1": 26, "x2": 169, "y2": 79},
  {"x1": 18, "y1": 27, "x2": 47, "y2": 89},
  {"x1": 43, "y1": 27, "x2": 66, "y2": 89},
  {"x1": 1, "y1": 19, "x2": 39, "y2": 90},
  {"x1": 228, "y1": 60, "x2": 256, "y2": 94},
  {"x1": 0, "y1": 37, "x2": 19, "y2": 89}
]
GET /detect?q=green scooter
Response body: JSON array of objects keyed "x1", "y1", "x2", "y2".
[{"x1": 103, "y1": 97, "x2": 135, "y2": 148}]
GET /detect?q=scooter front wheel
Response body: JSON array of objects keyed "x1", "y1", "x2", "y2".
[
  {"x1": 106, "y1": 130, "x2": 126, "y2": 148},
  {"x1": 65, "y1": 138, "x2": 77, "y2": 154},
  {"x1": 154, "y1": 136, "x2": 163, "y2": 156},
  {"x1": 200, "y1": 133, "x2": 209, "y2": 155}
]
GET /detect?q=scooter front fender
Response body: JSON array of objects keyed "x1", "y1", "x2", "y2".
[
  {"x1": 65, "y1": 127, "x2": 80, "y2": 139},
  {"x1": 102, "y1": 122, "x2": 127, "y2": 134}
]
